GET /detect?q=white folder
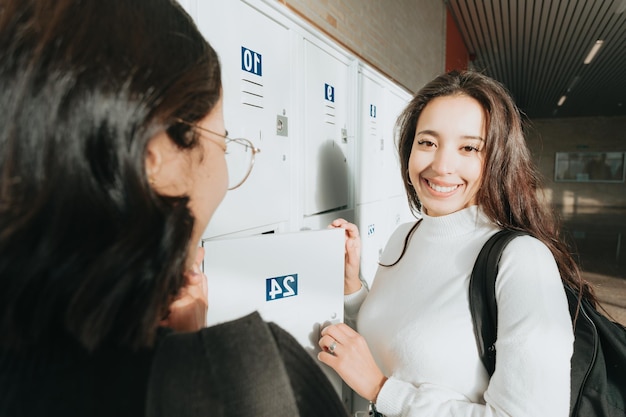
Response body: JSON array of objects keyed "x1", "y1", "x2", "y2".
[{"x1": 202, "y1": 228, "x2": 345, "y2": 393}]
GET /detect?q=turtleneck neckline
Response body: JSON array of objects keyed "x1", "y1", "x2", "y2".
[{"x1": 417, "y1": 205, "x2": 494, "y2": 239}]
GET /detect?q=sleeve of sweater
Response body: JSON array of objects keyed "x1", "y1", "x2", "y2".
[
  {"x1": 374, "y1": 235, "x2": 574, "y2": 417},
  {"x1": 344, "y1": 285, "x2": 368, "y2": 326}
]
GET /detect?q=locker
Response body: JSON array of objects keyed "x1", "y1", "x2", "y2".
[
  {"x1": 300, "y1": 208, "x2": 355, "y2": 233},
  {"x1": 356, "y1": 67, "x2": 386, "y2": 206},
  {"x1": 355, "y1": 201, "x2": 385, "y2": 288},
  {"x1": 302, "y1": 39, "x2": 354, "y2": 216},
  {"x1": 355, "y1": 197, "x2": 416, "y2": 288},
  {"x1": 382, "y1": 84, "x2": 412, "y2": 199},
  {"x1": 196, "y1": 0, "x2": 292, "y2": 238},
  {"x1": 384, "y1": 195, "x2": 417, "y2": 241}
]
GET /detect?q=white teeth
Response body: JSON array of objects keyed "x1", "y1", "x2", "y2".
[{"x1": 427, "y1": 180, "x2": 458, "y2": 193}]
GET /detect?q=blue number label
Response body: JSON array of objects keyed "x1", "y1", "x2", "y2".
[
  {"x1": 266, "y1": 274, "x2": 298, "y2": 301},
  {"x1": 325, "y1": 83, "x2": 335, "y2": 102},
  {"x1": 241, "y1": 46, "x2": 262, "y2": 76},
  {"x1": 370, "y1": 104, "x2": 377, "y2": 118}
]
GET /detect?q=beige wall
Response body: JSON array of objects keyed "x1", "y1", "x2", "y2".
[
  {"x1": 528, "y1": 116, "x2": 626, "y2": 210},
  {"x1": 276, "y1": 0, "x2": 445, "y2": 93}
]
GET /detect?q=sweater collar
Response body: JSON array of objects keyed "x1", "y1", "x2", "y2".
[{"x1": 418, "y1": 205, "x2": 493, "y2": 239}]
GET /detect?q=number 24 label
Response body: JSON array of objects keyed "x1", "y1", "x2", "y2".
[{"x1": 266, "y1": 274, "x2": 298, "y2": 301}]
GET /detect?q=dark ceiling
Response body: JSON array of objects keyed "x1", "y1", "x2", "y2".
[{"x1": 445, "y1": 0, "x2": 626, "y2": 119}]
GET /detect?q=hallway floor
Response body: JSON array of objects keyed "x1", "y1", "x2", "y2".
[{"x1": 560, "y1": 206, "x2": 626, "y2": 325}]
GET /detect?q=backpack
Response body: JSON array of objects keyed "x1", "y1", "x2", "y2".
[{"x1": 469, "y1": 229, "x2": 626, "y2": 416}]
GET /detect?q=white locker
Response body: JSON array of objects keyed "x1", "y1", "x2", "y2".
[
  {"x1": 356, "y1": 198, "x2": 415, "y2": 288},
  {"x1": 300, "y1": 208, "x2": 355, "y2": 232},
  {"x1": 384, "y1": 195, "x2": 417, "y2": 240},
  {"x1": 355, "y1": 201, "x2": 385, "y2": 288},
  {"x1": 383, "y1": 84, "x2": 413, "y2": 199},
  {"x1": 196, "y1": 1, "x2": 292, "y2": 238},
  {"x1": 302, "y1": 39, "x2": 353, "y2": 216},
  {"x1": 356, "y1": 67, "x2": 386, "y2": 206}
]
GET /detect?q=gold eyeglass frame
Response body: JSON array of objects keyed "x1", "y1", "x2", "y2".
[{"x1": 176, "y1": 119, "x2": 261, "y2": 190}]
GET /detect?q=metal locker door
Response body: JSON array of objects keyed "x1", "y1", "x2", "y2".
[
  {"x1": 355, "y1": 201, "x2": 385, "y2": 288},
  {"x1": 302, "y1": 39, "x2": 352, "y2": 217},
  {"x1": 383, "y1": 85, "x2": 412, "y2": 200},
  {"x1": 356, "y1": 68, "x2": 385, "y2": 206},
  {"x1": 196, "y1": 0, "x2": 292, "y2": 238}
]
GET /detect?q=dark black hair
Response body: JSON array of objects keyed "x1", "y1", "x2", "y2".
[{"x1": 0, "y1": 0, "x2": 222, "y2": 350}]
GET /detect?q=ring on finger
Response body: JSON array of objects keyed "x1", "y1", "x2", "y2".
[{"x1": 328, "y1": 341, "x2": 337, "y2": 354}]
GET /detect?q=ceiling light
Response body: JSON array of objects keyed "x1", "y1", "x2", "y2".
[
  {"x1": 584, "y1": 40, "x2": 604, "y2": 64},
  {"x1": 557, "y1": 95, "x2": 567, "y2": 106},
  {"x1": 566, "y1": 76, "x2": 581, "y2": 92}
]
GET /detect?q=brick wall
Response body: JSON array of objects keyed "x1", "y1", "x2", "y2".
[
  {"x1": 528, "y1": 116, "x2": 626, "y2": 209},
  {"x1": 276, "y1": 0, "x2": 445, "y2": 93}
]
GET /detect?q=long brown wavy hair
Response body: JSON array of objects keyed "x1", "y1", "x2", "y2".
[{"x1": 393, "y1": 70, "x2": 595, "y2": 305}]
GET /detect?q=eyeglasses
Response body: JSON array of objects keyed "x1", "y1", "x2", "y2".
[{"x1": 177, "y1": 120, "x2": 261, "y2": 190}]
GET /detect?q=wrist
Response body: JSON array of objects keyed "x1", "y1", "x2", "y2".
[
  {"x1": 369, "y1": 375, "x2": 387, "y2": 403},
  {"x1": 344, "y1": 280, "x2": 362, "y2": 295}
]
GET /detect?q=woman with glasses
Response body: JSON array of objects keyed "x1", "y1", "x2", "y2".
[{"x1": 0, "y1": 1, "x2": 347, "y2": 416}]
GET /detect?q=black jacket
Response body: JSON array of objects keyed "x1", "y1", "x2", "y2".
[{"x1": 1, "y1": 312, "x2": 348, "y2": 417}]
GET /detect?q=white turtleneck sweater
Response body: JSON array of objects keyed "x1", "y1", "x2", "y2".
[{"x1": 345, "y1": 206, "x2": 574, "y2": 417}]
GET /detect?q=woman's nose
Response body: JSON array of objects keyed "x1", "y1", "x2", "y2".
[{"x1": 430, "y1": 148, "x2": 455, "y2": 175}]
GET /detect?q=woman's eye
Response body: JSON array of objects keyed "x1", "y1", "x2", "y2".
[
  {"x1": 461, "y1": 145, "x2": 480, "y2": 152},
  {"x1": 417, "y1": 139, "x2": 436, "y2": 147}
]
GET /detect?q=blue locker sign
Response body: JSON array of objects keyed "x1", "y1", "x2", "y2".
[
  {"x1": 325, "y1": 83, "x2": 335, "y2": 102},
  {"x1": 370, "y1": 104, "x2": 377, "y2": 118},
  {"x1": 266, "y1": 274, "x2": 298, "y2": 301},
  {"x1": 241, "y1": 46, "x2": 262, "y2": 76}
]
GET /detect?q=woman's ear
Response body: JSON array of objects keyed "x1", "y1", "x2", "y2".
[
  {"x1": 145, "y1": 132, "x2": 169, "y2": 184},
  {"x1": 145, "y1": 132, "x2": 190, "y2": 195}
]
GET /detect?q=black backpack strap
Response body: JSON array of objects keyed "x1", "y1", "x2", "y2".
[
  {"x1": 469, "y1": 229, "x2": 527, "y2": 376},
  {"x1": 471, "y1": 230, "x2": 626, "y2": 414}
]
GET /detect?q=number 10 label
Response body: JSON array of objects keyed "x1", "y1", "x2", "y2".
[
  {"x1": 241, "y1": 46, "x2": 262, "y2": 76},
  {"x1": 266, "y1": 274, "x2": 298, "y2": 301}
]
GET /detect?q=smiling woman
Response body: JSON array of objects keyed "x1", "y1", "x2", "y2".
[
  {"x1": 408, "y1": 94, "x2": 486, "y2": 217},
  {"x1": 320, "y1": 70, "x2": 597, "y2": 417}
]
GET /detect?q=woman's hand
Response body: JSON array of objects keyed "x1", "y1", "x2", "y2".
[
  {"x1": 318, "y1": 323, "x2": 387, "y2": 402},
  {"x1": 160, "y1": 246, "x2": 208, "y2": 332},
  {"x1": 329, "y1": 218, "x2": 362, "y2": 294}
]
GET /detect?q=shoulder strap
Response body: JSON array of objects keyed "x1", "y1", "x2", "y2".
[{"x1": 469, "y1": 229, "x2": 527, "y2": 376}]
